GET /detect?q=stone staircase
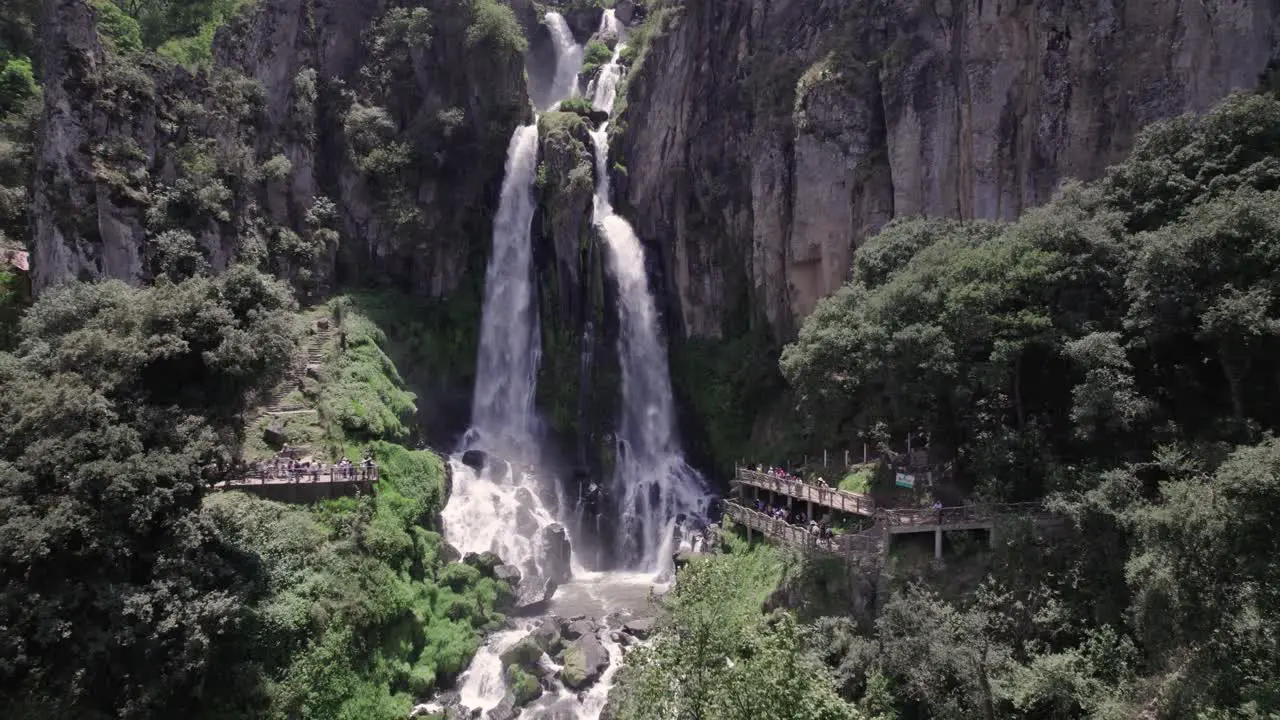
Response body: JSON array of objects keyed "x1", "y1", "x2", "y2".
[{"x1": 260, "y1": 322, "x2": 332, "y2": 415}]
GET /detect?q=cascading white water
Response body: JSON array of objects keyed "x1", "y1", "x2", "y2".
[
  {"x1": 589, "y1": 127, "x2": 711, "y2": 571},
  {"x1": 443, "y1": 458, "x2": 560, "y2": 579},
  {"x1": 456, "y1": 622, "x2": 538, "y2": 714},
  {"x1": 443, "y1": 13, "x2": 708, "y2": 718},
  {"x1": 588, "y1": 11, "x2": 626, "y2": 112},
  {"x1": 467, "y1": 125, "x2": 542, "y2": 457},
  {"x1": 545, "y1": 12, "x2": 583, "y2": 108},
  {"x1": 590, "y1": 42, "x2": 626, "y2": 113}
]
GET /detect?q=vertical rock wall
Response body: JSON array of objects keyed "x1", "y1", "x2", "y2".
[{"x1": 617, "y1": 0, "x2": 1280, "y2": 341}]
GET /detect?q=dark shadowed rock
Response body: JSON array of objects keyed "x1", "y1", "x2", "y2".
[
  {"x1": 622, "y1": 617, "x2": 656, "y2": 640},
  {"x1": 541, "y1": 524, "x2": 573, "y2": 585},
  {"x1": 512, "y1": 576, "x2": 558, "y2": 616},
  {"x1": 440, "y1": 542, "x2": 462, "y2": 565},
  {"x1": 494, "y1": 564, "x2": 522, "y2": 587},
  {"x1": 463, "y1": 551, "x2": 503, "y2": 577},
  {"x1": 263, "y1": 420, "x2": 288, "y2": 447},
  {"x1": 614, "y1": 0, "x2": 636, "y2": 25},
  {"x1": 461, "y1": 449, "x2": 487, "y2": 471}
]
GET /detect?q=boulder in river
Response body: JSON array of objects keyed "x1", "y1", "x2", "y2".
[
  {"x1": 463, "y1": 551, "x2": 503, "y2": 577},
  {"x1": 461, "y1": 449, "x2": 487, "y2": 471},
  {"x1": 504, "y1": 664, "x2": 543, "y2": 708},
  {"x1": 512, "y1": 573, "x2": 557, "y2": 615},
  {"x1": 494, "y1": 564, "x2": 522, "y2": 587},
  {"x1": 541, "y1": 524, "x2": 573, "y2": 585},
  {"x1": 531, "y1": 617, "x2": 564, "y2": 655},
  {"x1": 622, "y1": 617, "x2": 656, "y2": 640},
  {"x1": 440, "y1": 542, "x2": 463, "y2": 565},
  {"x1": 562, "y1": 618, "x2": 597, "y2": 641},
  {"x1": 559, "y1": 632, "x2": 609, "y2": 690},
  {"x1": 499, "y1": 634, "x2": 544, "y2": 675}
]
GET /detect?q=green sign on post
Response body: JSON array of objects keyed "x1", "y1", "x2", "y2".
[{"x1": 895, "y1": 472, "x2": 915, "y2": 488}]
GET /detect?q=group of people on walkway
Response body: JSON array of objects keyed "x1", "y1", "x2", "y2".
[
  {"x1": 751, "y1": 500, "x2": 837, "y2": 540},
  {"x1": 749, "y1": 464, "x2": 831, "y2": 489},
  {"x1": 247, "y1": 449, "x2": 378, "y2": 483}
]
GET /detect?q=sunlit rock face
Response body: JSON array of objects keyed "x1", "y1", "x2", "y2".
[{"x1": 616, "y1": 0, "x2": 1279, "y2": 339}]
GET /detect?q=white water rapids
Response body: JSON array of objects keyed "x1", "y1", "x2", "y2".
[{"x1": 438, "y1": 10, "x2": 709, "y2": 719}]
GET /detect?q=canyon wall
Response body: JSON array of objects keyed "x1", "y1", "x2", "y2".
[
  {"x1": 616, "y1": 0, "x2": 1280, "y2": 340},
  {"x1": 31, "y1": 0, "x2": 529, "y2": 297}
]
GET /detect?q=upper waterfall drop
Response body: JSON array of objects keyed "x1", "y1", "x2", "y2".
[
  {"x1": 545, "y1": 12, "x2": 584, "y2": 108},
  {"x1": 589, "y1": 11, "x2": 626, "y2": 112},
  {"x1": 589, "y1": 127, "x2": 711, "y2": 571},
  {"x1": 466, "y1": 124, "x2": 542, "y2": 458}
]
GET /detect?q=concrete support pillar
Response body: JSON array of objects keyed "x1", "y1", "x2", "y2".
[
  {"x1": 747, "y1": 526, "x2": 753, "y2": 543},
  {"x1": 934, "y1": 528, "x2": 943, "y2": 559},
  {"x1": 807, "y1": 500, "x2": 814, "y2": 523}
]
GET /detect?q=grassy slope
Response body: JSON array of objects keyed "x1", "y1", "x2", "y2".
[{"x1": 207, "y1": 298, "x2": 502, "y2": 719}]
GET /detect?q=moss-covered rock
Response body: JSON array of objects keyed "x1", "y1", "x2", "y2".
[
  {"x1": 505, "y1": 664, "x2": 543, "y2": 707},
  {"x1": 559, "y1": 633, "x2": 608, "y2": 690},
  {"x1": 500, "y1": 635, "x2": 545, "y2": 674}
]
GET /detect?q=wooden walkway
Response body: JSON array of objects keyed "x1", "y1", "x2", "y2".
[
  {"x1": 731, "y1": 467, "x2": 1057, "y2": 561},
  {"x1": 722, "y1": 503, "x2": 884, "y2": 563},
  {"x1": 736, "y1": 468, "x2": 875, "y2": 516},
  {"x1": 212, "y1": 465, "x2": 378, "y2": 502}
]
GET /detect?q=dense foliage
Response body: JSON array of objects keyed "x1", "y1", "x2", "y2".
[
  {"x1": 777, "y1": 92, "x2": 1280, "y2": 718},
  {"x1": 618, "y1": 540, "x2": 860, "y2": 720},
  {"x1": 0, "y1": 272, "x2": 505, "y2": 718},
  {"x1": 0, "y1": 269, "x2": 296, "y2": 717}
]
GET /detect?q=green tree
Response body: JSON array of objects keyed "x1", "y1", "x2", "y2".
[
  {"x1": 620, "y1": 544, "x2": 859, "y2": 720},
  {"x1": 0, "y1": 268, "x2": 296, "y2": 718}
]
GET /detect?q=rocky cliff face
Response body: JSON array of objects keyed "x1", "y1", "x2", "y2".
[
  {"x1": 32, "y1": 0, "x2": 529, "y2": 297},
  {"x1": 616, "y1": 0, "x2": 1280, "y2": 340}
]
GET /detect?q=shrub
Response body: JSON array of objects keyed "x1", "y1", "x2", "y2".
[{"x1": 466, "y1": 0, "x2": 527, "y2": 53}]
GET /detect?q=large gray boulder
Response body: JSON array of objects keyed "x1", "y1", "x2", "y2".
[
  {"x1": 541, "y1": 524, "x2": 573, "y2": 585},
  {"x1": 559, "y1": 632, "x2": 609, "y2": 690},
  {"x1": 622, "y1": 617, "x2": 656, "y2": 640}
]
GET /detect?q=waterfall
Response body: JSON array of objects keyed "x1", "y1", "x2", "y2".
[
  {"x1": 466, "y1": 125, "x2": 542, "y2": 458},
  {"x1": 590, "y1": 42, "x2": 626, "y2": 113},
  {"x1": 589, "y1": 127, "x2": 710, "y2": 571},
  {"x1": 589, "y1": 11, "x2": 626, "y2": 112},
  {"x1": 545, "y1": 12, "x2": 583, "y2": 108}
]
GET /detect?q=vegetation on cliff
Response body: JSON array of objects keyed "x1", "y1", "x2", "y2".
[
  {"x1": 0, "y1": 272, "x2": 507, "y2": 718},
  {"x1": 770, "y1": 91, "x2": 1280, "y2": 718}
]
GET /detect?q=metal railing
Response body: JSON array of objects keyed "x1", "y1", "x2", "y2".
[
  {"x1": 736, "y1": 468, "x2": 876, "y2": 516},
  {"x1": 217, "y1": 463, "x2": 379, "y2": 487}
]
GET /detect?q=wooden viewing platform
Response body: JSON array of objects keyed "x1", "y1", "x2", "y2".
[
  {"x1": 731, "y1": 466, "x2": 1055, "y2": 560},
  {"x1": 736, "y1": 468, "x2": 875, "y2": 516},
  {"x1": 212, "y1": 465, "x2": 379, "y2": 503},
  {"x1": 722, "y1": 502, "x2": 884, "y2": 563}
]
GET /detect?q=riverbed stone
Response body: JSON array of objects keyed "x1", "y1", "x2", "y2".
[
  {"x1": 494, "y1": 564, "x2": 522, "y2": 587},
  {"x1": 463, "y1": 551, "x2": 503, "y2": 577},
  {"x1": 562, "y1": 618, "x2": 596, "y2": 641},
  {"x1": 559, "y1": 633, "x2": 609, "y2": 690},
  {"x1": 461, "y1": 449, "x2": 488, "y2": 470},
  {"x1": 504, "y1": 665, "x2": 543, "y2": 707},
  {"x1": 622, "y1": 617, "x2": 656, "y2": 640},
  {"x1": 531, "y1": 617, "x2": 564, "y2": 655},
  {"x1": 542, "y1": 524, "x2": 573, "y2": 584},
  {"x1": 499, "y1": 634, "x2": 544, "y2": 674}
]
